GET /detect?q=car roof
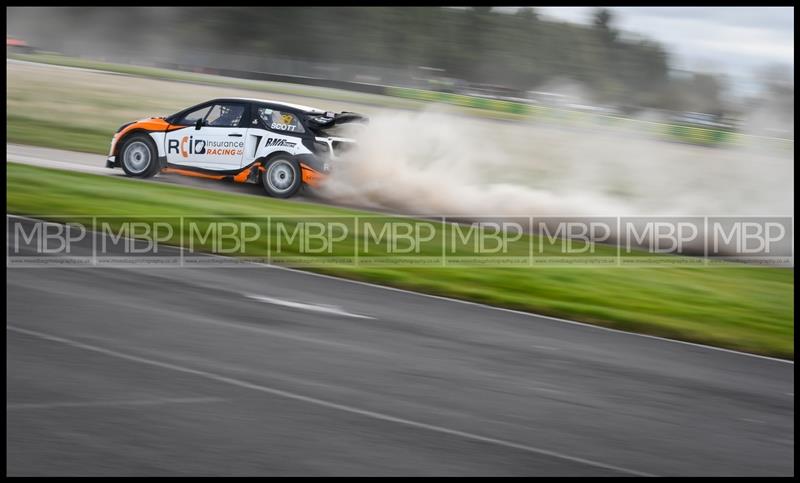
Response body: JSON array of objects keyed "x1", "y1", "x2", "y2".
[{"x1": 212, "y1": 97, "x2": 326, "y2": 114}]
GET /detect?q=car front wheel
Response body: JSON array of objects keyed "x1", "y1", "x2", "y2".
[{"x1": 120, "y1": 134, "x2": 159, "y2": 178}]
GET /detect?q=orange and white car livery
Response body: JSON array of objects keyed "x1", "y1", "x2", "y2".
[{"x1": 106, "y1": 97, "x2": 367, "y2": 198}]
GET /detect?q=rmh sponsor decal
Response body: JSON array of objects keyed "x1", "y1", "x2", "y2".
[{"x1": 265, "y1": 138, "x2": 297, "y2": 148}]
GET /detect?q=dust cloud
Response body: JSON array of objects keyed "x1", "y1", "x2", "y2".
[{"x1": 320, "y1": 106, "x2": 793, "y2": 218}]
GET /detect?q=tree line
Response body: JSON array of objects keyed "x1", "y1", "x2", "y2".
[{"x1": 10, "y1": 6, "x2": 733, "y2": 113}]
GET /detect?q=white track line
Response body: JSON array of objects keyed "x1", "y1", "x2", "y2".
[
  {"x1": 7, "y1": 397, "x2": 226, "y2": 410},
  {"x1": 7, "y1": 325, "x2": 653, "y2": 477},
  {"x1": 246, "y1": 294, "x2": 374, "y2": 320},
  {"x1": 6, "y1": 213, "x2": 793, "y2": 364}
]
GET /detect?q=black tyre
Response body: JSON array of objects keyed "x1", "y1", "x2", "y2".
[
  {"x1": 262, "y1": 156, "x2": 302, "y2": 198},
  {"x1": 120, "y1": 134, "x2": 160, "y2": 178}
]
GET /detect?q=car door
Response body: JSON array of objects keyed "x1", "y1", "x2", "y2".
[{"x1": 165, "y1": 102, "x2": 248, "y2": 170}]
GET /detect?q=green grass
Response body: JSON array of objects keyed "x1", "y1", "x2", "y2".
[
  {"x1": 6, "y1": 115, "x2": 111, "y2": 154},
  {"x1": 6, "y1": 162, "x2": 794, "y2": 359}
]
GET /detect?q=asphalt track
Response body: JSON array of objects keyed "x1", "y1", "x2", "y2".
[{"x1": 5, "y1": 214, "x2": 794, "y2": 476}]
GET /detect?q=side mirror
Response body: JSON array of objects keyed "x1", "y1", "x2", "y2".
[{"x1": 195, "y1": 118, "x2": 203, "y2": 130}]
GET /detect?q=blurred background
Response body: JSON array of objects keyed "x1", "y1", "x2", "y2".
[
  {"x1": 7, "y1": 6, "x2": 794, "y2": 137},
  {"x1": 6, "y1": 7, "x2": 795, "y2": 217}
]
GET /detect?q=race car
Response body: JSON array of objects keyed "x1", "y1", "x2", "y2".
[{"x1": 106, "y1": 97, "x2": 367, "y2": 198}]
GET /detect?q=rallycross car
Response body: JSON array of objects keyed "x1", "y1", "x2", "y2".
[{"x1": 106, "y1": 98, "x2": 367, "y2": 198}]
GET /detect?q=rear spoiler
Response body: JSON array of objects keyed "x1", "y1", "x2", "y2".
[{"x1": 306, "y1": 111, "x2": 369, "y2": 131}]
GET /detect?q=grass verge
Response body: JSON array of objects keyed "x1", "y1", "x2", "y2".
[
  {"x1": 7, "y1": 115, "x2": 112, "y2": 154},
  {"x1": 9, "y1": 53, "x2": 423, "y2": 109},
  {"x1": 6, "y1": 161, "x2": 794, "y2": 359}
]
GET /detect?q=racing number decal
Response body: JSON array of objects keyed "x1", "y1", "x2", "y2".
[{"x1": 271, "y1": 113, "x2": 298, "y2": 132}]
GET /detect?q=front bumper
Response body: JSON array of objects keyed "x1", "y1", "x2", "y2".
[{"x1": 106, "y1": 156, "x2": 118, "y2": 169}]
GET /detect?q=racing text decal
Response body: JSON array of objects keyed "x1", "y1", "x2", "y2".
[{"x1": 168, "y1": 136, "x2": 244, "y2": 158}]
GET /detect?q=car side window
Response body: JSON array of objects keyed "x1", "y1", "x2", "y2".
[
  {"x1": 176, "y1": 105, "x2": 211, "y2": 126},
  {"x1": 257, "y1": 107, "x2": 305, "y2": 134},
  {"x1": 204, "y1": 103, "x2": 246, "y2": 128}
]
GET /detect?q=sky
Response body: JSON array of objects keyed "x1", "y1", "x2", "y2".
[{"x1": 525, "y1": 7, "x2": 794, "y2": 95}]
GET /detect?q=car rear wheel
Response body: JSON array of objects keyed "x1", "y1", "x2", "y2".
[
  {"x1": 120, "y1": 134, "x2": 159, "y2": 178},
  {"x1": 262, "y1": 156, "x2": 302, "y2": 198}
]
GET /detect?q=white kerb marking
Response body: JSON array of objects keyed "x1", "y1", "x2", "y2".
[{"x1": 246, "y1": 294, "x2": 374, "y2": 320}]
